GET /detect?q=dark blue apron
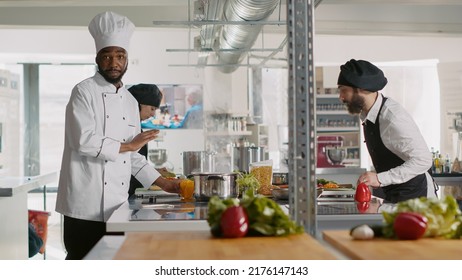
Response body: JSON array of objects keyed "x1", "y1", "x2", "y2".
[{"x1": 363, "y1": 96, "x2": 427, "y2": 203}]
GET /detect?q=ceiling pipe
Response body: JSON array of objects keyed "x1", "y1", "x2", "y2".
[{"x1": 215, "y1": 0, "x2": 279, "y2": 73}]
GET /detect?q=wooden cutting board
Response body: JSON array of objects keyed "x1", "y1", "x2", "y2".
[
  {"x1": 323, "y1": 230, "x2": 462, "y2": 260},
  {"x1": 114, "y1": 231, "x2": 336, "y2": 260}
]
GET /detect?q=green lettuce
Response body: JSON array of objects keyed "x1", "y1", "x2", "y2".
[
  {"x1": 207, "y1": 189, "x2": 304, "y2": 237},
  {"x1": 382, "y1": 195, "x2": 462, "y2": 239}
]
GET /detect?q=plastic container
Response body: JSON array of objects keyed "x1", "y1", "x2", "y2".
[
  {"x1": 250, "y1": 159, "x2": 273, "y2": 187},
  {"x1": 28, "y1": 209, "x2": 50, "y2": 254}
]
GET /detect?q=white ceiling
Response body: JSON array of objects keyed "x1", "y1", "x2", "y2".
[{"x1": 1, "y1": 0, "x2": 462, "y2": 37}]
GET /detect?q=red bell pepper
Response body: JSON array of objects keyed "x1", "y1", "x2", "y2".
[
  {"x1": 355, "y1": 182, "x2": 371, "y2": 202},
  {"x1": 356, "y1": 201, "x2": 370, "y2": 213},
  {"x1": 393, "y1": 212, "x2": 428, "y2": 240},
  {"x1": 220, "y1": 206, "x2": 249, "y2": 238}
]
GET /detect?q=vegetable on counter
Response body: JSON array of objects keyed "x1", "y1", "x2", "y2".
[
  {"x1": 393, "y1": 212, "x2": 428, "y2": 240},
  {"x1": 220, "y1": 206, "x2": 249, "y2": 238},
  {"x1": 235, "y1": 173, "x2": 260, "y2": 196},
  {"x1": 207, "y1": 189, "x2": 304, "y2": 238},
  {"x1": 350, "y1": 224, "x2": 384, "y2": 240},
  {"x1": 179, "y1": 179, "x2": 194, "y2": 201},
  {"x1": 356, "y1": 202, "x2": 370, "y2": 213},
  {"x1": 350, "y1": 195, "x2": 462, "y2": 241},
  {"x1": 317, "y1": 178, "x2": 338, "y2": 189},
  {"x1": 354, "y1": 182, "x2": 371, "y2": 203},
  {"x1": 382, "y1": 195, "x2": 462, "y2": 239},
  {"x1": 350, "y1": 224, "x2": 374, "y2": 240}
]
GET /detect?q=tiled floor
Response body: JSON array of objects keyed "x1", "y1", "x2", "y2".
[{"x1": 28, "y1": 192, "x2": 66, "y2": 260}]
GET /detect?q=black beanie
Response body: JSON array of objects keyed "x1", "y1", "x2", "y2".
[
  {"x1": 128, "y1": 84, "x2": 162, "y2": 107},
  {"x1": 337, "y1": 59, "x2": 388, "y2": 92}
]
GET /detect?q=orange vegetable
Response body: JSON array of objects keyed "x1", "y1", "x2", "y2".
[{"x1": 179, "y1": 179, "x2": 195, "y2": 201}]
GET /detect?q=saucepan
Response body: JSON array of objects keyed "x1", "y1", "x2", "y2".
[{"x1": 191, "y1": 172, "x2": 240, "y2": 202}]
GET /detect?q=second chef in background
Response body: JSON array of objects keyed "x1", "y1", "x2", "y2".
[{"x1": 337, "y1": 59, "x2": 435, "y2": 203}]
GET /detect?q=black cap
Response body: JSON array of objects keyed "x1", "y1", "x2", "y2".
[
  {"x1": 337, "y1": 59, "x2": 388, "y2": 92},
  {"x1": 128, "y1": 84, "x2": 162, "y2": 107}
]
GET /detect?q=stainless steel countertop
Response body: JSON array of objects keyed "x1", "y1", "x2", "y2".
[{"x1": 127, "y1": 192, "x2": 382, "y2": 222}]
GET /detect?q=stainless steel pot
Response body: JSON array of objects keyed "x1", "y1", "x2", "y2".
[
  {"x1": 182, "y1": 151, "x2": 216, "y2": 176},
  {"x1": 233, "y1": 146, "x2": 266, "y2": 172},
  {"x1": 191, "y1": 172, "x2": 240, "y2": 201}
]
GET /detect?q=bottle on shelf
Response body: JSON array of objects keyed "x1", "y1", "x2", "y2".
[
  {"x1": 444, "y1": 154, "x2": 451, "y2": 174},
  {"x1": 431, "y1": 147, "x2": 436, "y2": 173},
  {"x1": 434, "y1": 150, "x2": 441, "y2": 174}
]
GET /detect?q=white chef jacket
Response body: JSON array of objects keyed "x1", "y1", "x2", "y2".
[
  {"x1": 360, "y1": 93, "x2": 434, "y2": 196},
  {"x1": 56, "y1": 72, "x2": 160, "y2": 222}
]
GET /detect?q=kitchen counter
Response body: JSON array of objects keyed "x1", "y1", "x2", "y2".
[
  {"x1": 87, "y1": 231, "x2": 336, "y2": 260},
  {"x1": 106, "y1": 191, "x2": 385, "y2": 238},
  {"x1": 0, "y1": 172, "x2": 58, "y2": 259},
  {"x1": 94, "y1": 191, "x2": 386, "y2": 260},
  {"x1": 433, "y1": 173, "x2": 462, "y2": 186},
  {"x1": 0, "y1": 172, "x2": 57, "y2": 197},
  {"x1": 322, "y1": 230, "x2": 462, "y2": 260}
]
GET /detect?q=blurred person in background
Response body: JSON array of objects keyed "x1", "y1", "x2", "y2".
[
  {"x1": 127, "y1": 83, "x2": 177, "y2": 197},
  {"x1": 181, "y1": 87, "x2": 203, "y2": 129}
]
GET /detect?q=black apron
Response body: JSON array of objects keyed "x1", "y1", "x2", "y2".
[
  {"x1": 128, "y1": 144, "x2": 148, "y2": 198},
  {"x1": 363, "y1": 96, "x2": 427, "y2": 203}
]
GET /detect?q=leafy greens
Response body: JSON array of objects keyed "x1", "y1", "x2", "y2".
[
  {"x1": 382, "y1": 195, "x2": 462, "y2": 239},
  {"x1": 207, "y1": 189, "x2": 304, "y2": 237}
]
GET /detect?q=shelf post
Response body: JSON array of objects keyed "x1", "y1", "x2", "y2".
[{"x1": 287, "y1": 0, "x2": 317, "y2": 236}]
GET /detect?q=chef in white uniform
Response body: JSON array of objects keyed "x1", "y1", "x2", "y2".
[{"x1": 55, "y1": 11, "x2": 180, "y2": 260}]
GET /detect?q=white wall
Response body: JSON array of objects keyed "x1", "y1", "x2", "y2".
[{"x1": 314, "y1": 35, "x2": 462, "y2": 64}]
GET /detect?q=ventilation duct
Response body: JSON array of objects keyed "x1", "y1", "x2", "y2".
[{"x1": 215, "y1": 0, "x2": 279, "y2": 73}]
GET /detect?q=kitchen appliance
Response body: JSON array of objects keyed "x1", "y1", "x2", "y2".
[
  {"x1": 182, "y1": 151, "x2": 216, "y2": 176},
  {"x1": 149, "y1": 149, "x2": 167, "y2": 166},
  {"x1": 233, "y1": 146, "x2": 266, "y2": 173},
  {"x1": 191, "y1": 172, "x2": 240, "y2": 202},
  {"x1": 149, "y1": 148, "x2": 174, "y2": 171},
  {"x1": 317, "y1": 135, "x2": 345, "y2": 168},
  {"x1": 326, "y1": 146, "x2": 347, "y2": 165}
]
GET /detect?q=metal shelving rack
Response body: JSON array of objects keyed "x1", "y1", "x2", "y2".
[{"x1": 287, "y1": 0, "x2": 317, "y2": 236}]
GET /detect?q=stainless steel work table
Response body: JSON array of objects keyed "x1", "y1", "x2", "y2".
[{"x1": 106, "y1": 191, "x2": 384, "y2": 237}]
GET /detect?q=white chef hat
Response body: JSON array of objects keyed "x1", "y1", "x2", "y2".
[{"x1": 88, "y1": 11, "x2": 135, "y2": 53}]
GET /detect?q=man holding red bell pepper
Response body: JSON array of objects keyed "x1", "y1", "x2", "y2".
[{"x1": 337, "y1": 59, "x2": 435, "y2": 203}]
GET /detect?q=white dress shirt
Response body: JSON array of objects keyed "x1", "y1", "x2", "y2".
[
  {"x1": 56, "y1": 72, "x2": 160, "y2": 222},
  {"x1": 360, "y1": 93, "x2": 433, "y2": 192}
]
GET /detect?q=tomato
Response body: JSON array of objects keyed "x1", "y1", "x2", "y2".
[
  {"x1": 355, "y1": 182, "x2": 371, "y2": 202},
  {"x1": 393, "y1": 212, "x2": 428, "y2": 240},
  {"x1": 220, "y1": 206, "x2": 249, "y2": 238},
  {"x1": 356, "y1": 202, "x2": 370, "y2": 213}
]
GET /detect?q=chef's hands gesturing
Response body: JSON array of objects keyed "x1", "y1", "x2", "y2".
[
  {"x1": 357, "y1": 171, "x2": 382, "y2": 188},
  {"x1": 119, "y1": 129, "x2": 160, "y2": 153}
]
